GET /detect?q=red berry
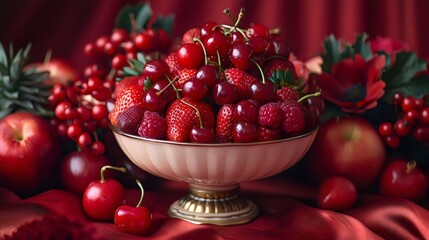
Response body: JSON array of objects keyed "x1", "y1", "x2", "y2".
[
  {"x1": 233, "y1": 122, "x2": 258, "y2": 143},
  {"x1": 401, "y1": 96, "x2": 415, "y2": 112},
  {"x1": 378, "y1": 122, "x2": 393, "y2": 137},
  {"x1": 177, "y1": 43, "x2": 204, "y2": 69}
]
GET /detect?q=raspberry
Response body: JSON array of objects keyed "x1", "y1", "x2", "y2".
[
  {"x1": 258, "y1": 102, "x2": 283, "y2": 129},
  {"x1": 280, "y1": 100, "x2": 306, "y2": 134},
  {"x1": 138, "y1": 111, "x2": 167, "y2": 140}
]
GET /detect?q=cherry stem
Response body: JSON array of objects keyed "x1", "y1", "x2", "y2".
[
  {"x1": 250, "y1": 59, "x2": 266, "y2": 83},
  {"x1": 215, "y1": 50, "x2": 222, "y2": 77},
  {"x1": 129, "y1": 13, "x2": 138, "y2": 35},
  {"x1": 100, "y1": 165, "x2": 126, "y2": 183},
  {"x1": 44, "y1": 49, "x2": 52, "y2": 64},
  {"x1": 193, "y1": 37, "x2": 208, "y2": 65},
  {"x1": 180, "y1": 99, "x2": 203, "y2": 129},
  {"x1": 136, "y1": 179, "x2": 144, "y2": 208},
  {"x1": 406, "y1": 160, "x2": 417, "y2": 174},
  {"x1": 269, "y1": 27, "x2": 281, "y2": 35},
  {"x1": 157, "y1": 74, "x2": 178, "y2": 96},
  {"x1": 298, "y1": 91, "x2": 322, "y2": 103},
  {"x1": 92, "y1": 131, "x2": 99, "y2": 142},
  {"x1": 165, "y1": 74, "x2": 181, "y2": 99}
]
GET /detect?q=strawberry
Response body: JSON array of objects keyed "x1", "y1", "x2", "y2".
[
  {"x1": 113, "y1": 76, "x2": 144, "y2": 99},
  {"x1": 224, "y1": 68, "x2": 258, "y2": 99},
  {"x1": 109, "y1": 84, "x2": 145, "y2": 126},
  {"x1": 257, "y1": 126, "x2": 282, "y2": 142},
  {"x1": 215, "y1": 104, "x2": 235, "y2": 143},
  {"x1": 181, "y1": 28, "x2": 202, "y2": 44},
  {"x1": 117, "y1": 105, "x2": 145, "y2": 134},
  {"x1": 264, "y1": 58, "x2": 298, "y2": 80},
  {"x1": 171, "y1": 68, "x2": 197, "y2": 89},
  {"x1": 165, "y1": 51, "x2": 181, "y2": 73},
  {"x1": 165, "y1": 97, "x2": 215, "y2": 142},
  {"x1": 277, "y1": 87, "x2": 300, "y2": 102},
  {"x1": 280, "y1": 100, "x2": 306, "y2": 135},
  {"x1": 258, "y1": 102, "x2": 283, "y2": 129},
  {"x1": 138, "y1": 111, "x2": 167, "y2": 140}
]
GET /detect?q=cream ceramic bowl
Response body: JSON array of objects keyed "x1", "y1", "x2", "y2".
[{"x1": 111, "y1": 125, "x2": 318, "y2": 226}]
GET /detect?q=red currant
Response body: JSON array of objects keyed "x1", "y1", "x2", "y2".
[{"x1": 378, "y1": 122, "x2": 393, "y2": 137}]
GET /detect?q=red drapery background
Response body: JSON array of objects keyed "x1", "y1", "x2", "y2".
[{"x1": 1, "y1": 0, "x2": 429, "y2": 71}]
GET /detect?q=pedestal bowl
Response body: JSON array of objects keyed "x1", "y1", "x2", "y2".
[{"x1": 110, "y1": 125, "x2": 318, "y2": 226}]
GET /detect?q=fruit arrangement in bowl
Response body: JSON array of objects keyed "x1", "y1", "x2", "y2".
[{"x1": 108, "y1": 8, "x2": 322, "y2": 225}]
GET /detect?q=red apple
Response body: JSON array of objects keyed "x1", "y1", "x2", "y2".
[
  {"x1": 0, "y1": 112, "x2": 62, "y2": 196},
  {"x1": 306, "y1": 116, "x2": 386, "y2": 189},
  {"x1": 25, "y1": 58, "x2": 79, "y2": 86}
]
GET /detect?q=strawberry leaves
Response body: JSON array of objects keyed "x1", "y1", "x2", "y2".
[{"x1": 381, "y1": 51, "x2": 428, "y2": 103}]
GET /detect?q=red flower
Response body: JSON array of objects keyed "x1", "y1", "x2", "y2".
[
  {"x1": 316, "y1": 54, "x2": 386, "y2": 113},
  {"x1": 369, "y1": 36, "x2": 411, "y2": 55}
]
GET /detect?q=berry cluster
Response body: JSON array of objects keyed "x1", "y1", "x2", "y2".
[
  {"x1": 378, "y1": 92, "x2": 429, "y2": 148},
  {"x1": 109, "y1": 8, "x2": 322, "y2": 144},
  {"x1": 49, "y1": 15, "x2": 174, "y2": 152}
]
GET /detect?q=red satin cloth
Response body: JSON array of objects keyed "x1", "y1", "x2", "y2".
[{"x1": 1, "y1": 174, "x2": 429, "y2": 240}]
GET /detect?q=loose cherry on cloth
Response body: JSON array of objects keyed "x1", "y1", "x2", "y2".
[{"x1": 1, "y1": 175, "x2": 429, "y2": 239}]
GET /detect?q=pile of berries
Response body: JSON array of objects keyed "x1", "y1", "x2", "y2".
[
  {"x1": 378, "y1": 93, "x2": 429, "y2": 148},
  {"x1": 109, "y1": 8, "x2": 322, "y2": 144},
  {"x1": 48, "y1": 15, "x2": 174, "y2": 152}
]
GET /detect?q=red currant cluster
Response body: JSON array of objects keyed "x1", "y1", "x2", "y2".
[
  {"x1": 378, "y1": 92, "x2": 429, "y2": 148},
  {"x1": 49, "y1": 20, "x2": 173, "y2": 152},
  {"x1": 83, "y1": 27, "x2": 171, "y2": 73},
  {"x1": 48, "y1": 79, "x2": 110, "y2": 154}
]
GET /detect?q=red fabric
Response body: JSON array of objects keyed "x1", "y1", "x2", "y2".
[
  {"x1": 1, "y1": 175, "x2": 429, "y2": 239},
  {"x1": 1, "y1": 0, "x2": 429, "y2": 72}
]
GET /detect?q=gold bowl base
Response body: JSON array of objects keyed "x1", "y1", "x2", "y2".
[{"x1": 168, "y1": 184, "x2": 259, "y2": 226}]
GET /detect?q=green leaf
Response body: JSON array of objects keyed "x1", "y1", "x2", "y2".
[
  {"x1": 136, "y1": 52, "x2": 147, "y2": 64},
  {"x1": 0, "y1": 42, "x2": 7, "y2": 66},
  {"x1": 382, "y1": 51, "x2": 428, "y2": 103},
  {"x1": 151, "y1": 14, "x2": 175, "y2": 35},
  {"x1": 382, "y1": 73, "x2": 429, "y2": 103},
  {"x1": 115, "y1": 3, "x2": 152, "y2": 33},
  {"x1": 352, "y1": 33, "x2": 372, "y2": 60},
  {"x1": 0, "y1": 109, "x2": 13, "y2": 120},
  {"x1": 340, "y1": 44, "x2": 355, "y2": 59},
  {"x1": 122, "y1": 66, "x2": 140, "y2": 76},
  {"x1": 321, "y1": 34, "x2": 341, "y2": 73}
]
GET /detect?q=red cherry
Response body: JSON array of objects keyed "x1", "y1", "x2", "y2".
[
  {"x1": 78, "y1": 132, "x2": 92, "y2": 148},
  {"x1": 203, "y1": 31, "x2": 230, "y2": 56},
  {"x1": 142, "y1": 59, "x2": 170, "y2": 83},
  {"x1": 200, "y1": 21, "x2": 218, "y2": 38},
  {"x1": 111, "y1": 54, "x2": 128, "y2": 70},
  {"x1": 189, "y1": 126, "x2": 216, "y2": 143},
  {"x1": 114, "y1": 180, "x2": 152, "y2": 236},
  {"x1": 405, "y1": 109, "x2": 419, "y2": 125},
  {"x1": 92, "y1": 104, "x2": 108, "y2": 121},
  {"x1": 87, "y1": 77, "x2": 103, "y2": 92},
  {"x1": 233, "y1": 122, "x2": 258, "y2": 143},
  {"x1": 385, "y1": 135, "x2": 400, "y2": 149},
  {"x1": 55, "y1": 101, "x2": 72, "y2": 120},
  {"x1": 182, "y1": 78, "x2": 208, "y2": 101},
  {"x1": 420, "y1": 107, "x2": 429, "y2": 125},
  {"x1": 394, "y1": 118, "x2": 410, "y2": 137},
  {"x1": 413, "y1": 126, "x2": 429, "y2": 143},
  {"x1": 247, "y1": 36, "x2": 268, "y2": 54},
  {"x1": 246, "y1": 23, "x2": 269, "y2": 39},
  {"x1": 95, "y1": 35, "x2": 110, "y2": 52},
  {"x1": 230, "y1": 43, "x2": 252, "y2": 69},
  {"x1": 177, "y1": 43, "x2": 204, "y2": 69},
  {"x1": 67, "y1": 123, "x2": 82, "y2": 141},
  {"x1": 317, "y1": 176, "x2": 357, "y2": 211},
  {"x1": 250, "y1": 81, "x2": 277, "y2": 103},
  {"x1": 143, "y1": 88, "x2": 167, "y2": 113},
  {"x1": 212, "y1": 82, "x2": 238, "y2": 105},
  {"x1": 234, "y1": 99, "x2": 260, "y2": 123},
  {"x1": 196, "y1": 65, "x2": 220, "y2": 89},
  {"x1": 134, "y1": 32, "x2": 153, "y2": 51},
  {"x1": 82, "y1": 166, "x2": 127, "y2": 221}
]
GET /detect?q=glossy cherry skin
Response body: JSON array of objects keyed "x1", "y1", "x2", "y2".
[
  {"x1": 114, "y1": 205, "x2": 152, "y2": 235},
  {"x1": 178, "y1": 43, "x2": 204, "y2": 69},
  {"x1": 230, "y1": 43, "x2": 252, "y2": 70},
  {"x1": 190, "y1": 126, "x2": 216, "y2": 143},
  {"x1": 203, "y1": 31, "x2": 230, "y2": 56},
  {"x1": 317, "y1": 176, "x2": 357, "y2": 211},
  {"x1": 212, "y1": 82, "x2": 238, "y2": 105},
  {"x1": 60, "y1": 150, "x2": 111, "y2": 195},
  {"x1": 142, "y1": 59, "x2": 170, "y2": 83},
  {"x1": 250, "y1": 81, "x2": 277, "y2": 103},
  {"x1": 233, "y1": 122, "x2": 258, "y2": 143},
  {"x1": 182, "y1": 78, "x2": 208, "y2": 101},
  {"x1": 82, "y1": 179, "x2": 126, "y2": 221},
  {"x1": 143, "y1": 88, "x2": 167, "y2": 113},
  {"x1": 196, "y1": 65, "x2": 219, "y2": 89},
  {"x1": 234, "y1": 99, "x2": 260, "y2": 123}
]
